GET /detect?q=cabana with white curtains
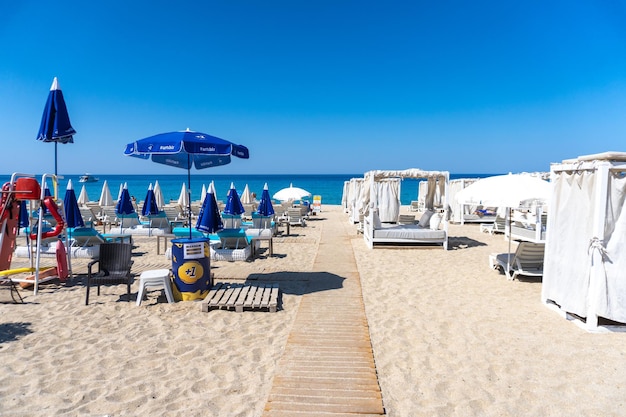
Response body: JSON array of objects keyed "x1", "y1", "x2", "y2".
[
  {"x1": 542, "y1": 152, "x2": 626, "y2": 331},
  {"x1": 363, "y1": 169, "x2": 450, "y2": 249}
]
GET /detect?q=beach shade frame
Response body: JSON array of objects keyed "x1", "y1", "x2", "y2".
[
  {"x1": 257, "y1": 183, "x2": 275, "y2": 217},
  {"x1": 124, "y1": 128, "x2": 249, "y2": 238},
  {"x1": 36, "y1": 77, "x2": 76, "y2": 176}
]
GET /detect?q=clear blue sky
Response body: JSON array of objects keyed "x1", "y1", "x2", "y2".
[{"x1": 1, "y1": 1, "x2": 625, "y2": 175}]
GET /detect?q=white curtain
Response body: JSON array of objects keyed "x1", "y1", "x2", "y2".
[
  {"x1": 542, "y1": 170, "x2": 597, "y2": 317},
  {"x1": 596, "y1": 172, "x2": 626, "y2": 322},
  {"x1": 375, "y1": 179, "x2": 400, "y2": 222}
]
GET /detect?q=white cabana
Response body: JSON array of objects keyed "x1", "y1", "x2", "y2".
[
  {"x1": 363, "y1": 169, "x2": 450, "y2": 249},
  {"x1": 542, "y1": 152, "x2": 626, "y2": 331},
  {"x1": 344, "y1": 177, "x2": 366, "y2": 224}
]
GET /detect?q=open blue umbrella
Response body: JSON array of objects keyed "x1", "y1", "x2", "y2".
[
  {"x1": 64, "y1": 179, "x2": 84, "y2": 229},
  {"x1": 141, "y1": 183, "x2": 160, "y2": 217},
  {"x1": 257, "y1": 183, "x2": 275, "y2": 216},
  {"x1": 124, "y1": 128, "x2": 249, "y2": 238},
  {"x1": 196, "y1": 183, "x2": 223, "y2": 234},
  {"x1": 36, "y1": 77, "x2": 76, "y2": 176}
]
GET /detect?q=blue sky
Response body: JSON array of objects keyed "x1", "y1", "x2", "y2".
[{"x1": 1, "y1": 1, "x2": 625, "y2": 175}]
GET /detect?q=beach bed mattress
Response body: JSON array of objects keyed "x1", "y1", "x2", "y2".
[
  {"x1": 15, "y1": 244, "x2": 99, "y2": 259},
  {"x1": 372, "y1": 224, "x2": 445, "y2": 240},
  {"x1": 108, "y1": 226, "x2": 168, "y2": 236}
]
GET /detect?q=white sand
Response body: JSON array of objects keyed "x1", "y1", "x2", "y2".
[{"x1": 1, "y1": 205, "x2": 625, "y2": 416}]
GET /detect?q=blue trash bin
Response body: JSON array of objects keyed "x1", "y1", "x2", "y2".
[{"x1": 171, "y1": 237, "x2": 212, "y2": 301}]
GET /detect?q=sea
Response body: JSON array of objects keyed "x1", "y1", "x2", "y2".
[{"x1": 0, "y1": 173, "x2": 501, "y2": 206}]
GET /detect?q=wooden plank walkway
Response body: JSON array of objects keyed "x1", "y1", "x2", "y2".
[
  {"x1": 263, "y1": 215, "x2": 385, "y2": 416},
  {"x1": 200, "y1": 282, "x2": 280, "y2": 313}
]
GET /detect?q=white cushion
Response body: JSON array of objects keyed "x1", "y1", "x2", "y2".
[
  {"x1": 372, "y1": 211, "x2": 382, "y2": 229},
  {"x1": 429, "y1": 212, "x2": 443, "y2": 230},
  {"x1": 418, "y1": 210, "x2": 434, "y2": 227}
]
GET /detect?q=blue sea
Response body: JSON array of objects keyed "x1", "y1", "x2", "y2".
[{"x1": 0, "y1": 173, "x2": 500, "y2": 206}]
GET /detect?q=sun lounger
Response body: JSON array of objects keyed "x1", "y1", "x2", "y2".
[
  {"x1": 489, "y1": 241, "x2": 545, "y2": 280},
  {"x1": 287, "y1": 208, "x2": 306, "y2": 227}
]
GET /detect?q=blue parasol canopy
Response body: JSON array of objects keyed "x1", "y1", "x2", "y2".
[
  {"x1": 36, "y1": 77, "x2": 76, "y2": 176},
  {"x1": 196, "y1": 184, "x2": 223, "y2": 234},
  {"x1": 257, "y1": 183, "x2": 275, "y2": 216},
  {"x1": 124, "y1": 128, "x2": 249, "y2": 238},
  {"x1": 124, "y1": 128, "x2": 249, "y2": 169},
  {"x1": 64, "y1": 179, "x2": 84, "y2": 229},
  {"x1": 141, "y1": 183, "x2": 160, "y2": 217}
]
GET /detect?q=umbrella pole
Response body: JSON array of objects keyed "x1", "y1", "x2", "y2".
[
  {"x1": 507, "y1": 207, "x2": 512, "y2": 278},
  {"x1": 54, "y1": 142, "x2": 58, "y2": 176},
  {"x1": 187, "y1": 162, "x2": 192, "y2": 239}
]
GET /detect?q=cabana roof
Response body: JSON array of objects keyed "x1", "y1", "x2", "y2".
[{"x1": 365, "y1": 168, "x2": 449, "y2": 180}]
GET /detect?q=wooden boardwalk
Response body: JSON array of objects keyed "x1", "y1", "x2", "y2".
[{"x1": 263, "y1": 215, "x2": 385, "y2": 416}]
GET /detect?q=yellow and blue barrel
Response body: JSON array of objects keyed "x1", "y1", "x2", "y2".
[{"x1": 171, "y1": 237, "x2": 212, "y2": 301}]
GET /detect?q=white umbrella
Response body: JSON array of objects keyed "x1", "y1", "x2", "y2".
[
  {"x1": 98, "y1": 180, "x2": 114, "y2": 206},
  {"x1": 177, "y1": 182, "x2": 189, "y2": 208},
  {"x1": 241, "y1": 184, "x2": 252, "y2": 204},
  {"x1": 200, "y1": 184, "x2": 207, "y2": 204},
  {"x1": 117, "y1": 183, "x2": 124, "y2": 200},
  {"x1": 273, "y1": 183, "x2": 311, "y2": 202},
  {"x1": 77, "y1": 184, "x2": 90, "y2": 206},
  {"x1": 153, "y1": 180, "x2": 165, "y2": 209},
  {"x1": 455, "y1": 173, "x2": 551, "y2": 275},
  {"x1": 455, "y1": 173, "x2": 551, "y2": 208}
]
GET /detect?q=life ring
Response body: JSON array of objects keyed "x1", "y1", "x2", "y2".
[{"x1": 30, "y1": 196, "x2": 65, "y2": 241}]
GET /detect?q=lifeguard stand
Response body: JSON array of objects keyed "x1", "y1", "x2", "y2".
[{"x1": 0, "y1": 173, "x2": 71, "y2": 296}]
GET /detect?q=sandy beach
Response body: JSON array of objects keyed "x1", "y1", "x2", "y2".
[{"x1": 1, "y1": 205, "x2": 625, "y2": 417}]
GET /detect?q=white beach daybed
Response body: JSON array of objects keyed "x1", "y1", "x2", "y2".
[
  {"x1": 362, "y1": 169, "x2": 449, "y2": 250},
  {"x1": 364, "y1": 209, "x2": 446, "y2": 248}
]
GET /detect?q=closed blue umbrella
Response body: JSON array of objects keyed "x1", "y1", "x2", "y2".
[
  {"x1": 124, "y1": 128, "x2": 249, "y2": 238},
  {"x1": 141, "y1": 183, "x2": 160, "y2": 216},
  {"x1": 224, "y1": 183, "x2": 244, "y2": 229},
  {"x1": 41, "y1": 186, "x2": 52, "y2": 215},
  {"x1": 19, "y1": 201, "x2": 29, "y2": 228},
  {"x1": 36, "y1": 77, "x2": 76, "y2": 176},
  {"x1": 257, "y1": 183, "x2": 275, "y2": 216},
  {"x1": 196, "y1": 185, "x2": 223, "y2": 234},
  {"x1": 116, "y1": 185, "x2": 135, "y2": 232},
  {"x1": 224, "y1": 183, "x2": 245, "y2": 215},
  {"x1": 64, "y1": 179, "x2": 84, "y2": 229}
]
